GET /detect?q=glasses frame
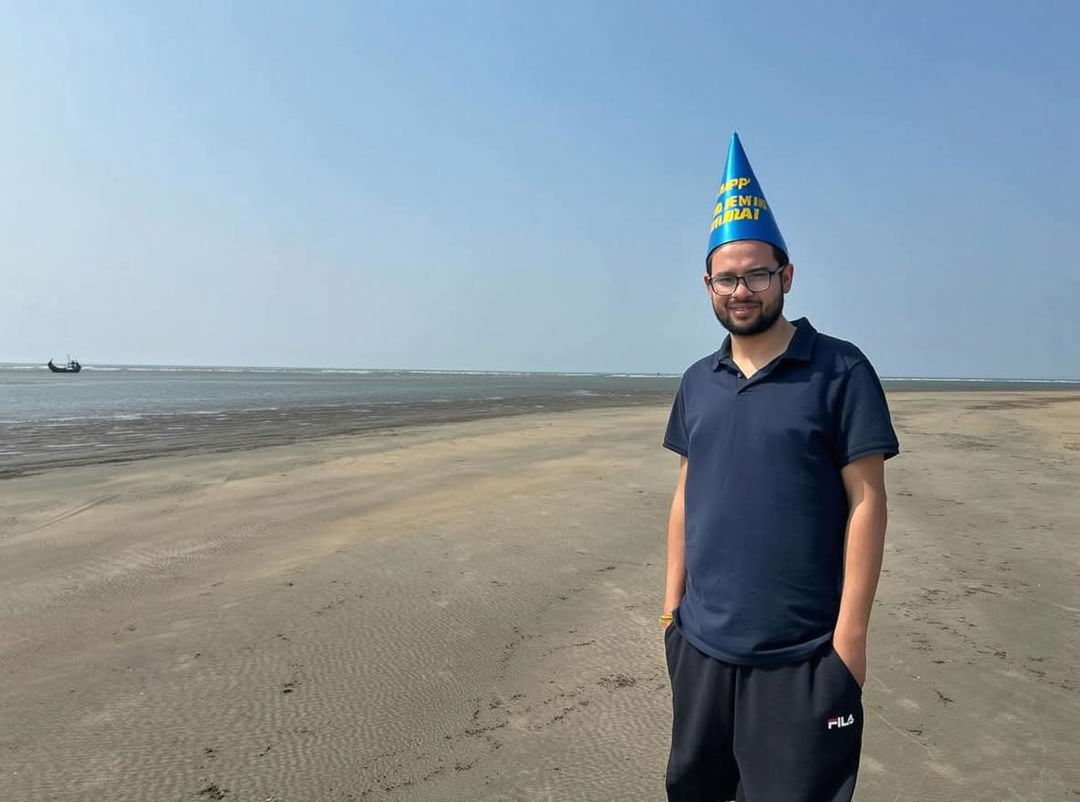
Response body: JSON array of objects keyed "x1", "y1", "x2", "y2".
[{"x1": 707, "y1": 264, "x2": 788, "y2": 296}]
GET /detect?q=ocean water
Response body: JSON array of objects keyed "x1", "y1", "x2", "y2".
[
  {"x1": 1, "y1": 363, "x2": 1076, "y2": 477},
  {"x1": 0, "y1": 364, "x2": 681, "y2": 424},
  {"x1": 0, "y1": 364, "x2": 682, "y2": 475},
  {"x1": 2, "y1": 363, "x2": 1077, "y2": 425}
]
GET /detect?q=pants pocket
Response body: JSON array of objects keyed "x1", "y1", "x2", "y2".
[
  {"x1": 664, "y1": 618, "x2": 682, "y2": 679},
  {"x1": 829, "y1": 644, "x2": 864, "y2": 694}
]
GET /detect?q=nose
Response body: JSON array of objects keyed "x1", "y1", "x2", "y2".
[{"x1": 730, "y1": 279, "x2": 756, "y2": 300}]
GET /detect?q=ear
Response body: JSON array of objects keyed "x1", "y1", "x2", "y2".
[
  {"x1": 782, "y1": 263, "x2": 795, "y2": 293},
  {"x1": 703, "y1": 273, "x2": 713, "y2": 294}
]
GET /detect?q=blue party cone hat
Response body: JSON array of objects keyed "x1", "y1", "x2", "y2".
[{"x1": 707, "y1": 132, "x2": 787, "y2": 260}]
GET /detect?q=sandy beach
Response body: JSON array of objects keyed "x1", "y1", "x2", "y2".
[{"x1": 1, "y1": 392, "x2": 1078, "y2": 801}]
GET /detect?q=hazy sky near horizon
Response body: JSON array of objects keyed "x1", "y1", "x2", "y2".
[{"x1": 3, "y1": 1, "x2": 1078, "y2": 378}]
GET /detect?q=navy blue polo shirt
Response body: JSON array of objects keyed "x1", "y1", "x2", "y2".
[{"x1": 664, "y1": 318, "x2": 899, "y2": 666}]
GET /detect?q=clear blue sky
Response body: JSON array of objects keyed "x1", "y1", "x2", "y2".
[{"x1": 3, "y1": 1, "x2": 1078, "y2": 378}]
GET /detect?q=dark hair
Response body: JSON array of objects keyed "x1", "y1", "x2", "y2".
[{"x1": 706, "y1": 243, "x2": 789, "y2": 275}]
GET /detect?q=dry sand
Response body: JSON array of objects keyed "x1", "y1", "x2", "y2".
[{"x1": 0, "y1": 392, "x2": 1077, "y2": 801}]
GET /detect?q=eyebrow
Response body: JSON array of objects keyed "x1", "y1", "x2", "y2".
[{"x1": 712, "y1": 266, "x2": 775, "y2": 277}]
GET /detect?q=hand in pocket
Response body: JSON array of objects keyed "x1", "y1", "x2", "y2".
[{"x1": 832, "y1": 638, "x2": 866, "y2": 689}]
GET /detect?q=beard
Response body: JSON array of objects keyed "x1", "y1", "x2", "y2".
[{"x1": 713, "y1": 292, "x2": 784, "y2": 336}]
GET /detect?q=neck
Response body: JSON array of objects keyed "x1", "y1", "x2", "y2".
[{"x1": 729, "y1": 316, "x2": 795, "y2": 364}]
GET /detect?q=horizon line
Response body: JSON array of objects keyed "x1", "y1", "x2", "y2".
[{"x1": 1, "y1": 361, "x2": 1079, "y2": 384}]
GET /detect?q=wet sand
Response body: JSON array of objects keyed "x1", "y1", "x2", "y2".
[
  {"x1": 0, "y1": 391, "x2": 677, "y2": 480},
  {"x1": 1, "y1": 393, "x2": 1078, "y2": 801}
]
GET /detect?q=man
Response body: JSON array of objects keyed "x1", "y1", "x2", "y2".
[{"x1": 662, "y1": 133, "x2": 899, "y2": 801}]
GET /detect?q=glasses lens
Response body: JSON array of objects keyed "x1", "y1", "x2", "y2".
[
  {"x1": 744, "y1": 271, "x2": 773, "y2": 292},
  {"x1": 712, "y1": 276, "x2": 737, "y2": 295}
]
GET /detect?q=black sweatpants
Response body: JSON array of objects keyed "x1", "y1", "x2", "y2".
[{"x1": 665, "y1": 618, "x2": 863, "y2": 802}]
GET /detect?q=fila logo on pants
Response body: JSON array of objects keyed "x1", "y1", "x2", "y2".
[{"x1": 827, "y1": 714, "x2": 855, "y2": 730}]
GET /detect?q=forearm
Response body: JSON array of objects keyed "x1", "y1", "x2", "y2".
[
  {"x1": 664, "y1": 461, "x2": 688, "y2": 614},
  {"x1": 664, "y1": 508, "x2": 686, "y2": 614},
  {"x1": 834, "y1": 497, "x2": 888, "y2": 639}
]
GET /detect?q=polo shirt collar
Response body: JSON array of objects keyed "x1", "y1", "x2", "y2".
[{"x1": 712, "y1": 317, "x2": 818, "y2": 372}]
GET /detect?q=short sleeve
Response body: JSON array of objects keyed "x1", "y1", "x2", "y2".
[
  {"x1": 834, "y1": 361, "x2": 900, "y2": 466},
  {"x1": 663, "y1": 384, "x2": 689, "y2": 457}
]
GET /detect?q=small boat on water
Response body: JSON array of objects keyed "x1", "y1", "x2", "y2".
[{"x1": 47, "y1": 357, "x2": 82, "y2": 373}]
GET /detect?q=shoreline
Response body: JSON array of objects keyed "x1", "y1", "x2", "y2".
[
  {"x1": 4, "y1": 388, "x2": 1079, "y2": 480},
  {"x1": 0, "y1": 391, "x2": 676, "y2": 480}
]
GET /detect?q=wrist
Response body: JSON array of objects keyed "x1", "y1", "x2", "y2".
[{"x1": 833, "y1": 626, "x2": 867, "y2": 646}]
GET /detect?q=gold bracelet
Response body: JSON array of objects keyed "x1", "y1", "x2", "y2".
[{"x1": 659, "y1": 613, "x2": 673, "y2": 627}]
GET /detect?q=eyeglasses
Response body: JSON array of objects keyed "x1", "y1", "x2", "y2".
[{"x1": 707, "y1": 265, "x2": 787, "y2": 296}]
